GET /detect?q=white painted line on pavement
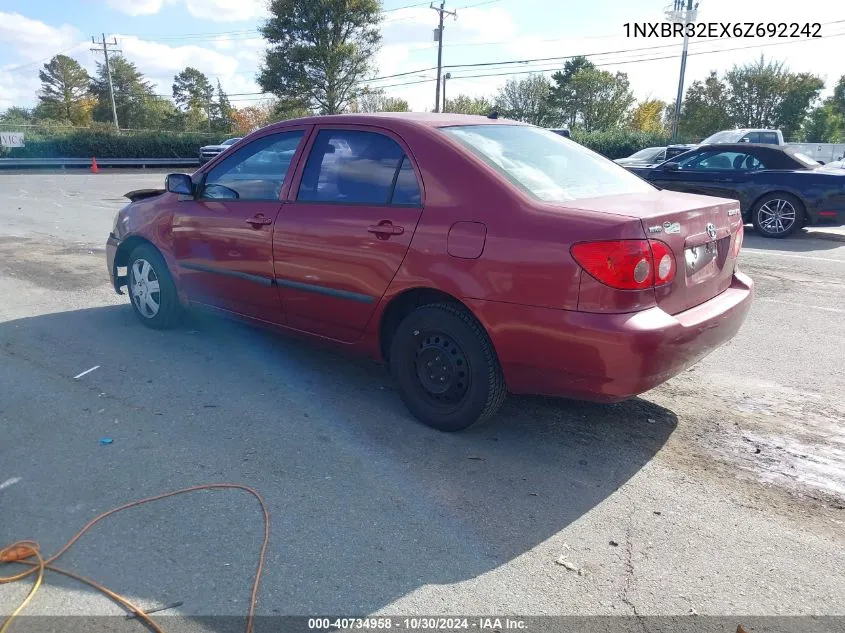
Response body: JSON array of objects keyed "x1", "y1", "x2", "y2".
[
  {"x1": 73, "y1": 365, "x2": 100, "y2": 379},
  {"x1": 758, "y1": 298, "x2": 845, "y2": 314},
  {"x1": 0, "y1": 477, "x2": 21, "y2": 491},
  {"x1": 742, "y1": 249, "x2": 845, "y2": 263}
]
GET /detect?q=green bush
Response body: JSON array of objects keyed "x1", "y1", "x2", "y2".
[
  {"x1": 0, "y1": 125, "x2": 673, "y2": 161},
  {"x1": 572, "y1": 129, "x2": 672, "y2": 159},
  {"x1": 0, "y1": 128, "x2": 218, "y2": 159}
]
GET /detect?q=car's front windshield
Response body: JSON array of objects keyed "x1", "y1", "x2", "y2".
[
  {"x1": 441, "y1": 124, "x2": 655, "y2": 202},
  {"x1": 700, "y1": 130, "x2": 741, "y2": 144},
  {"x1": 629, "y1": 147, "x2": 664, "y2": 161},
  {"x1": 222, "y1": 138, "x2": 241, "y2": 146},
  {"x1": 791, "y1": 151, "x2": 820, "y2": 168}
]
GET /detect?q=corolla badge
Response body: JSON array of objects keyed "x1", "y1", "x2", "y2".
[
  {"x1": 706, "y1": 223, "x2": 717, "y2": 240},
  {"x1": 663, "y1": 221, "x2": 681, "y2": 234}
]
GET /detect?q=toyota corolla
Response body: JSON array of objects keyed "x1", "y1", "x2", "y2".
[{"x1": 107, "y1": 113, "x2": 753, "y2": 432}]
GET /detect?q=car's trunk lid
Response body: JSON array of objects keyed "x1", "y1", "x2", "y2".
[{"x1": 562, "y1": 190, "x2": 743, "y2": 315}]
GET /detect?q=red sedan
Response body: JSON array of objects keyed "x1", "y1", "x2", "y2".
[{"x1": 107, "y1": 113, "x2": 753, "y2": 431}]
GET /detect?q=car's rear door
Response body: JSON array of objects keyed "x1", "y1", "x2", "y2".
[
  {"x1": 272, "y1": 125, "x2": 424, "y2": 342},
  {"x1": 172, "y1": 127, "x2": 310, "y2": 324}
]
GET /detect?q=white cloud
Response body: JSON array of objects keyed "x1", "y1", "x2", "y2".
[
  {"x1": 105, "y1": 0, "x2": 268, "y2": 22},
  {"x1": 0, "y1": 12, "x2": 80, "y2": 62},
  {"x1": 105, "y1": 0, "x2": 165, "y2": 16}
]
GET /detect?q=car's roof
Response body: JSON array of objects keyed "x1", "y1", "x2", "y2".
[
  {"x1": 262, "y1": 111, "x2": 527, "y2": 132},
  {"x1": 696, "y1": 143, "x2": 787, "y2": 152}
]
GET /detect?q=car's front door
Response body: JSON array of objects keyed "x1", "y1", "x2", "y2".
[
  {"x1": 272, "y1": 126, "x2": 424, "y2": 342},
  {"x1": 650, "y1": 148, "x2": 762, "y2": 202},
  {"x1": 172, "y1": 127, "x2": 309, "y2": 324}
]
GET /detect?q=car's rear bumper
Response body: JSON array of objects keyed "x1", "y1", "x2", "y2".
[
  {"x1": 106, "y1": 233, "x2": 125, "y2": 294},
  {"x1": 466, "y1": 271, "x2": 754, "y2": 402}
]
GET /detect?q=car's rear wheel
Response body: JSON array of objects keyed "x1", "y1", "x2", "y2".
[
  {"x1": 751, "y1": 193, "x2": 803, "y2": 238},
  {"x1": 127, "y1": 244, "x2": 181, "y2": 329},
  {"x1": 389, "y1": 303, "x2": 506, "y2": 432}
]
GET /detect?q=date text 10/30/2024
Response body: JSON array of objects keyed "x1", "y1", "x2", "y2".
[{"x1": 308, "y1": 618, "x2": 528, "y2": 630}]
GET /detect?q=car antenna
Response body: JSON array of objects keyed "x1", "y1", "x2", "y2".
[{"x1": 487, "y1": 110, "x2": 498, "y2": 119}]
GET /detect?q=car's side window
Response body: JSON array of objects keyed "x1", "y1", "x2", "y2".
[
  {"x1": 201, "y1": 131, "x2": 304, "y2": 201},
  {"x1": 297, "y1": 129, "x2": 416, "y2": 205},
  {"x1": 390, "y1": 157, "x2": 421, "y2": 206},
  {"x1": 760, "y1": 132, "x2": 779, "y2": 144}
]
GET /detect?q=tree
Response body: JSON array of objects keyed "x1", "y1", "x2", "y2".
[
  {"x1": 268, "y1": 98, "x2": 312, "y2": 122},
  {"x1": 678, "y1": 71, "x2": 732, "y2": 140},
  {"x1": 830, "y1": 75, "x2": 845, "y2": 118},
  {"x1": 258, "y1": 0, "x2": 382, "y2": 115},
  {"x1": 629, "y1": 99, "x2": 667, "y2": 134},
  {"x1": 444, "y1": 94, "x2": 493, "y2": 115},
  {"x1": 494, "y1": 74, "x2": 555, "y2": 126},
  {"x1": 775, "y1": 72, "x2": 824, "y2": 140},
  {"x1": 725, "y1": 56, "x2": 823, "y2": 138},
  {"x1": 231, "y1": 104, "x2": 273, "y2": 134},
  {"x1": 172, "y1": 66, "x2": 215, "y2": 127},
  {"x1": 0, "y1": 107, "x2": 34, "y2": 124},
  {"x1": 564, "y1": 67, "x2": 635, "y2": 132},
  {"x1": 799, "y1": 103, "x2": 843, "y2": 143},
  {"x1": 90, "y1": 55, "x2": 156, "y2": 128},
  {"x1": 37, "y1": 55, "x2": 91, "y2": 124},
  {"x1": 349, "y1": 86, "x2": 409, "y2": 112},
  {"x1": 549, "y1": 56, "x2": 595, "y2": 127},
  {"x1": 213, "y1": 79, "x2": 235, "y2": 133}
]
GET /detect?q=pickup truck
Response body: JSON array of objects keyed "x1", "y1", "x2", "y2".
[{"x1": 691, "y1": 128, "x2": 845, "y2": 164}]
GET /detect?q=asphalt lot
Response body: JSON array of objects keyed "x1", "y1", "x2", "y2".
[{"x1": 1, "y1": 171, "x2": 844, "y2": 629}]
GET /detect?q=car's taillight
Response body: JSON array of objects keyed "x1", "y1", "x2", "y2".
[
  {"x1": 571, "y1": 239, "x2": 676, "y2": 290},
  {"x1": 732, "y1": 224, "x2": 744, "y2": 259},
  {"x1": 649, "y1": 239, "x2": 676, "y2": 286}
]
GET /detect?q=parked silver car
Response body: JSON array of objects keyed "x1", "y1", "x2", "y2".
[{"x1": 198, "y1": 137, "x2": 242, "y2": 165}]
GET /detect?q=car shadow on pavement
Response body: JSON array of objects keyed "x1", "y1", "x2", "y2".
[
  {"x1": 0, "y1": 304, "x2": 677, "y2": 625},
  {"x1": 743, "y1": 228, "x2": 845, "y2": 252}
]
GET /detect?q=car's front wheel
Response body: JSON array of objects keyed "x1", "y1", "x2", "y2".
[
  {"x1": 751, "y1": 193, "x2": 803, "y2": 238},
  {"x1": 127, "y1": 243, "x2": 182, "y2": 329},
  {"x1": 389, "y1": 303, "x2": 506, "y2": 432}
]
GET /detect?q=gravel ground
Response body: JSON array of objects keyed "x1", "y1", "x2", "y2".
[{"x1": 0, "y1": 171, "x2": 843, "y2": 632}]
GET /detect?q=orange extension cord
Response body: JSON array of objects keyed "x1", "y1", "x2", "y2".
[{"x1": 0, "y1": 483, "x2": 270, "y2": 633}]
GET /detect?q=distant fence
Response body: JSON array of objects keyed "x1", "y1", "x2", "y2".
[{"x1": 0, "y1": 157, "x2": 199, "y2": 169}]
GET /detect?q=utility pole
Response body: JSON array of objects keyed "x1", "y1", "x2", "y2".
[
  {"x1": 431, "y1": 1, "x2": 456, "y2": 113},
  {"x1": 667, "y1": 0, "x2": 698, "y2": 141},
  {"x1": 91, "y1": 33, "x2": 121, "y2": 129},
  {"x1": 442, "y1": 72, "x2": 451, "y2": 112}
]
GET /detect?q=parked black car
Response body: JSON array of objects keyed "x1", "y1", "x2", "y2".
[{"x1": 626, "y1": 143, "x2": 845, "y2": 237}]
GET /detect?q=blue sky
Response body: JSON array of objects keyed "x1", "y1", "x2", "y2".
[{"x1": 2, "y1": 0, "x2": 844, "y2": 114}]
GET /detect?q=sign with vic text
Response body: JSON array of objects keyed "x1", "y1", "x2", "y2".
[{"x1": 0, "y1": 132, "x2": 24, "y2": 148}]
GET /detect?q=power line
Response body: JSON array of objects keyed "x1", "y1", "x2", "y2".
[{"x1": 372, "y1": 30, "x2": 845, "y2": 89}]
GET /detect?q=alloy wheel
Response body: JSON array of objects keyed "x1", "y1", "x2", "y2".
[
  {"x1": 758, "y1": 199, "x2": 797, "y2": 235},
  {"x1": 130, "y1": 258, "x2": 161, "y2": 318}
]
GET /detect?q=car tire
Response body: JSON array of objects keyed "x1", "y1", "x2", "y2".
[
  {"x1": 388, "y1": 302, "x2": 506, "y2": 432},
  {"x1": 751, "y1": 193, "x2": 803, "y2": 238},
  {"x1": 126, "y1": 243, "x2": 182, "y2": 329}
]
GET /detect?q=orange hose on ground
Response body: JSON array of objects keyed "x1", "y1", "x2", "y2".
[{"x1": 0, "y1": 483, "x2": 270, "y2": 633}]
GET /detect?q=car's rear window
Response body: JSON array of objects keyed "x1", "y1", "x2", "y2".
[{"x1": 440, "y1": 124, "x2": 654, "y2": 202}]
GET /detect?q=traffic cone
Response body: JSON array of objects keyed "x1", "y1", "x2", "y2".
[{"x1": 91, "y1": 157, "x2": 99, "y2": 173}]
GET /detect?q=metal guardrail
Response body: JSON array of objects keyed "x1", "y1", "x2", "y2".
[{"x1": 0, "y1": 157, "x2": 200, "y2": 169}]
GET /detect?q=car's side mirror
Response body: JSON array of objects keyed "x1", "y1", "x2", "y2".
[
  {"x1": 662, "y1": 162, "x2": 680, "y2": 171},
  {"x1": 166, "y1": 173, "x2": 193, "y2": 195}
]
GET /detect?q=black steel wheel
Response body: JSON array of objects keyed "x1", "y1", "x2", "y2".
[{"x1": 389, "y1": 303, "x2": 506, "y2": 432}]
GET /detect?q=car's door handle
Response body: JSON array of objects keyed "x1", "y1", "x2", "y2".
[
  {"x1": 368, "y1": 223, "x2": 404, "y2": 236},
  {"x1": 245, "y1": 214, "x2": 273, "y2": 227}
]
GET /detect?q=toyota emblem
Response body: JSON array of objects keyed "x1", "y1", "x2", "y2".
[{"x1": 706, "y1": 223, "x2": 717, "y2": 240}]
